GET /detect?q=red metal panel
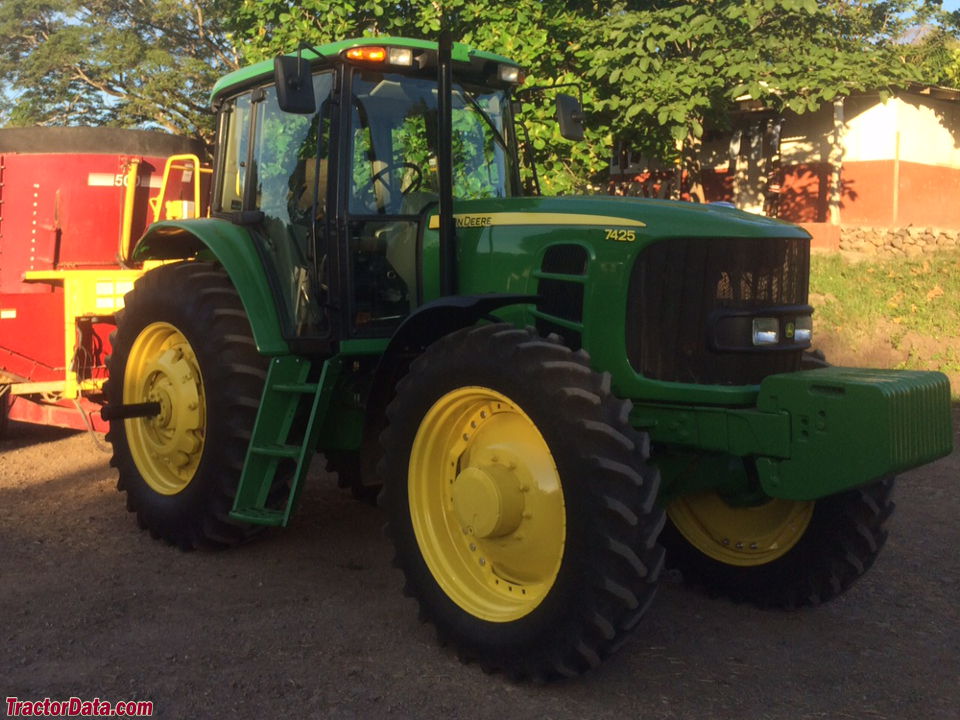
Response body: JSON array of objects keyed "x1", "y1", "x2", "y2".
[
  {"x1": 0, "y1": 291, "x2": 65, "y2": 378},
  {"x1": 7, "y1": 394, "x2": 107, "y2": 432},
  {"x1": 0, "y1": 152, "x2": 179, "y2": 293}
]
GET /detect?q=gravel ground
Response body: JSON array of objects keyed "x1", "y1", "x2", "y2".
[{"x1": 1, "y1": 416, "x2": 957, "y2": 720}]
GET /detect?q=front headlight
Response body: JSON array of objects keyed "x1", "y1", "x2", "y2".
[
  {"x1": 752, "y1": 317, "x2": 779, "y2": 346},
  {"x1": 794, "y1": 315, "x2": 813, "y2": 343}
]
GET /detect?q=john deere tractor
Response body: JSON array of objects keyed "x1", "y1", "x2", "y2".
[{"x1": 103, "y1": 36, "x2": 953, "y2": 680}]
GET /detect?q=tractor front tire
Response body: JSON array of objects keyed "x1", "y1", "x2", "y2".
[
  {"x1": 381, "y1": 324, "x2": 665, "y2": 679},
  {"x1": 106, "y1": 262, "x2": 267, "y2": 550},
  {"x1": 662, "y1": 477, "x2": 895, "y2": 608}
]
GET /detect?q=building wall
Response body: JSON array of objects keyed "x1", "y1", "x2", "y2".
[
  {"x1": 609, "y1": 91, "x2": 960, "y2": 233},
  {"x1": 611, "y1": 92, "x2": 960, "y2": 231},
  {"x1": 838, "y1": 94, "x2": 960, "y2": 228}
]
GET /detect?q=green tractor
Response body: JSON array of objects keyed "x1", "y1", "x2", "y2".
[{"x1": 103, "y1": 36, "x2": 953, "y2": 680}]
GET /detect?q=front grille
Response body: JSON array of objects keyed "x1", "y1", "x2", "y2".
[{"x1": 627, "y1": 236, "x2": 810, "y2": 385}]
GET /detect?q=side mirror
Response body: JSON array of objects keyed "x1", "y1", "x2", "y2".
[
  {"x1": 274, "y1": 55, "x2": 316, "y2": 114},
  {"x1": 556, "y1": 93, "x2": 584, "y2": 141}
]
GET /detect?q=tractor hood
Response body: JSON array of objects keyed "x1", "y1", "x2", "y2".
[{"x1": 434, "y1": 195, "x2": 811, "y2": 241}]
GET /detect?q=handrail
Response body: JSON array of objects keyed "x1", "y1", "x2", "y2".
[{"x1": 148, "y1": 153, "x2": 208, "y2": 223}]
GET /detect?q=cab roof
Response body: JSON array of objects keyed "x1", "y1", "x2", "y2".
[{"x1": 210, "y1": 36, "x2": 519, "y2": 105}]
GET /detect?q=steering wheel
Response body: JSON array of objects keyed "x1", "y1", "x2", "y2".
[{"x1": 370, "y1": 161, "x2": 424, "y2": 197}]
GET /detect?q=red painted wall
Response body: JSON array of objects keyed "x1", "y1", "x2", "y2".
[
  {"x1": 700, "y1": 169, "x2": 734, "y2": 204},
  {"x1": 839, "y1": 160, "x2": 896, "y2": 226},
  {"x1": 688, "y1": 160, "x2": 960, "y2": 229},
  {"x1": 777, "y1": 163, "x2": 831, "y2": 223},
  {"x1": 837, "y1": 160, "x2": 960, "y2": 229},
  {"x1": 896, "y1": 161, "x2": 960, "y2": 228}
]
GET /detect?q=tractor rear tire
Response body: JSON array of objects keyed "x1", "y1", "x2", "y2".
[
  {"x1": 380, "y1": 324, "x2": 665, "y2": 679},
  {"x1": 106, "y1": 262, "x2": 267, "y2": 550},
  {"x1": 662, "y1": 477, "x2": 895, "y2": 608}
]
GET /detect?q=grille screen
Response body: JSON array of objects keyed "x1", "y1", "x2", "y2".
[{"x1": 627, "y1": 236, "x2": 810, "y2": 385}]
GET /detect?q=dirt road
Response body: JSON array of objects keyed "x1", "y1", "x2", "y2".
[{"x1": 1, "y1": 418, "x2": 957, "y2": 720}]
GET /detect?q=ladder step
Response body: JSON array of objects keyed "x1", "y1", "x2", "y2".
[
  {"x1": 250, "y1": 443, "x2": 300, "y2": 459},
  {"x1": 272, "y1": 382, "x2": 318, "y2": 394},
  {"x1": 229, "y1": 507, "x2": 285, "y2": 526},
  {"x1": 231, "y1": 355, "x2": 343, "y2": 527}
]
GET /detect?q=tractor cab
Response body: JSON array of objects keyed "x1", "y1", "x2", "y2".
[{"x1": 207, "y1": 39, "x2": 525, "y2": 347}]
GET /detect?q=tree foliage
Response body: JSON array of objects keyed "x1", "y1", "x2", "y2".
[
  {"x1": 1, "y1": 0, "x2": 958, "y2": 187},
  {"x1": 906, "y1": 6, "x2": 960, "y2": 88},
  {"x1": 230, "y1": 0, "x2": 634, "y2": 193},
  {"x1": 0, "y1": 1, "x2": 243, "y2": 141},
  {"x1": 588, "y1": 0, "x2": 944, "y2": 165}
]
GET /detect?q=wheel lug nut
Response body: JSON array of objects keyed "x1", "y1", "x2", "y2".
[
  {"x1": 735, "y1": 542, "x2": 743, "y2": 549},
  {"x1": 722, "y1": 538, "x2": 730, "y2": 546},
  {"x1": 469, "y1": 543, "x2": 476, "y2": 551},
  {"x1": 478, "y1": 558, "x2": 486, "y2": 566}
]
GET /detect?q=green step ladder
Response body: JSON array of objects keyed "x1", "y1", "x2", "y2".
[{"x1": 230, "y1": 355, "x2": 340, "y2": 527}]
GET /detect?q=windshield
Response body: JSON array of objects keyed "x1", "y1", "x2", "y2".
[{"x1": 349, "y1": 70, "x2": 518, "y2": 215}]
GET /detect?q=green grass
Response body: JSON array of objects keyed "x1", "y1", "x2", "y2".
[{"x1": 810, "y1": 250, "x2": 960, "y2": 340}]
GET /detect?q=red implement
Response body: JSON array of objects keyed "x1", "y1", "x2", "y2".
[{"x1": 0, "y1": 127, "x2": 208, "y2": 432}]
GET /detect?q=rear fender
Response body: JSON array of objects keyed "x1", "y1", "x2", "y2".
[{"x1": 132, "y1": 219, "x2": 288, "y2": 355}]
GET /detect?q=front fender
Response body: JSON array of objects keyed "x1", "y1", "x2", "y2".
[
  {"x1": 133, "y1": 219, "x2": 288, "y2": 355},
  {"x1": 364, "y1": 293, "x2": 538, "y2": 437}
]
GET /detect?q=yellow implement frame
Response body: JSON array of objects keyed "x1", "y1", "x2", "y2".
[{"x1": 20, "y1": 266, "x2": 166, "y2": 398}]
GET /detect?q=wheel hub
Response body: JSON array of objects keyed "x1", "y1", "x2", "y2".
[
  {"x1": 124, "y1": 322, "x2": 206, "y2": 495},
  {"x1": 408, "y1": 386, "x2": 566, "y2": 622},
  {"x1": 452, "y1": 463, "x2": 525, "y2": 538},
  {"x1": 668, "y1": 491, "x2": 814, "y2": 567}
]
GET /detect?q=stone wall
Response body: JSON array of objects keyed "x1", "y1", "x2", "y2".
[{"x1": 838, "y1": 226, "x2": 960, "y2": 257}]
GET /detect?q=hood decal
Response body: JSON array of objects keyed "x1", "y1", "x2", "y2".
[{"x1": 428, "y1": 212, "x2": 646, "y2": 230}]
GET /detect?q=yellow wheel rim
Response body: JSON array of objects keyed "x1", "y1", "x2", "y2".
[
  {"x1": 408, "y1": 387, "x2": 565, "y2": 622},
  {"x1": 668, "y1": 492, "x2": 814, "y2": 567},
  {"x1": 123, "y1": 322, "x2": 206, "y2": 495}
]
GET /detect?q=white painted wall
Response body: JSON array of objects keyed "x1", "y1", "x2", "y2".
[{"x1": 894, "y1": 97, "x2": 960, "y2": 168}]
